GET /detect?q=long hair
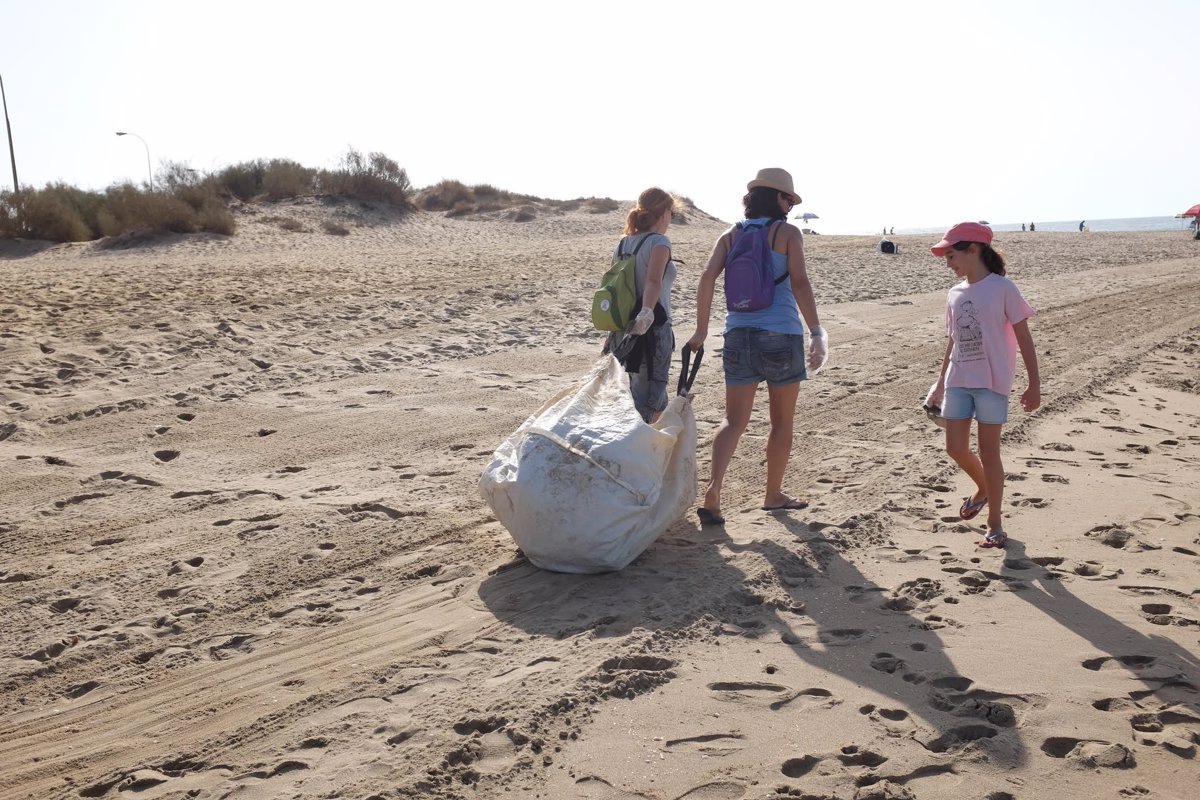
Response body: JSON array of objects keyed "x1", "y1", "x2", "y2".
[
  {"x1": 624, "y1": 187, "x2": 675, "y2": 234},
  {"x1": 742, "y1": 187, "x2": 789, "y2": 222},
  {"x1": 953, "y1": 240, "x2": 1007, "y2": 275}
]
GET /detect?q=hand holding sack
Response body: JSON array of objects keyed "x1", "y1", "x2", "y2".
[
  {"x1": 629, "y1": 307, "x2": 655, "y2": 336},
  {"x1": 807, "y1": 325, "x2": 828, "y2": 372}
]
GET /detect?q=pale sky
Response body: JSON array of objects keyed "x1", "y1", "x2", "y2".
[{"x1": 3, "y1": 0, "x2": 1198, "y2": 233}]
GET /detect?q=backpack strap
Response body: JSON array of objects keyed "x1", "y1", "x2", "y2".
[
  {"x1": 768, "y1": 221, "x2": 788, "y2": 286},
  {"x1": 618, "y1": 232, "x2": 655, "y2": 260}
]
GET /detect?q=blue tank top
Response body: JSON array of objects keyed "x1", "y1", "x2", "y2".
[{"x1": 724, "y1": 219, "x2": 804, "y2": 335}]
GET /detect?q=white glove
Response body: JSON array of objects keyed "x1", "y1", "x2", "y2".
[
  {"x1": 924, "y1": 381, "x2": 944, "y2": 410},
  {"x1": 629, "y1": 307, "x2": 654, "y2": 336},
  {"x1": 807, "y1": 325, "x2": 828, "y2": 372}
]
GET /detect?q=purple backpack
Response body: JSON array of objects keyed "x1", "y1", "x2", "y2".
[{"x1": 723, "y1": 220, "x2": 785, "y2": 312}]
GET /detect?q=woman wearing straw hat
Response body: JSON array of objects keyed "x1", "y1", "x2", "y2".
[{"x1": 686, "y1": 168, "x2": 827, "y2": 525}]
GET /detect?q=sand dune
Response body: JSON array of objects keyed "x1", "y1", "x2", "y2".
[{"x1": 2, "y1": 200, "x2": 1198, "y2": 799}]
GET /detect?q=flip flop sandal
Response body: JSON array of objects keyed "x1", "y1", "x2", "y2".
[
  {"x1": 762, "y1": 499, "x2": 809, "y2": 511},
  {"x1": 959, "y1": 494, "x2": 988, "y2": 521},
  {"x1": 977, "y1": 530, "x2": 1008, "y2": 548}
]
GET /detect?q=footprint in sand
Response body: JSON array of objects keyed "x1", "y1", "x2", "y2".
[
  {"x1": 662, "y1": 732, "x2": 747, "y2": 757},
  {"x1": 1128, "y1": 707, "x2": 1200, "y2": 758},
  {"x1": 706, "y1": 681, "x2": 835, "y2": 711},
  {"x1": 1011, "y1": 494, "x2": 1050, "y2": 509},
  {"x1": 921, "y1": 724, "x2": 999, "y2": 753},
  {"x1": 1138, "y1": 602, "x2": 1199, "y2": 627},
  {"x1": 589, "y1": 656, "x2": 676, "y2": 700},
  {"x1": 1040, "y1": 737, "x2": 1136, "y2": 768},
  {"x1": 816, "y1": 627, "x2": 873, "y2": 645},
  {"x1": 1068, "y1": 560, "x2": 1122, "y2": 580}
]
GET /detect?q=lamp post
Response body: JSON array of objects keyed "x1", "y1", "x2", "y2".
[
  {"x1": 1, "y1": 73, "x2": 17, "y2": 194},
  {"x1": 115, "y1": 131, "x2": 153, "y2": 190}
]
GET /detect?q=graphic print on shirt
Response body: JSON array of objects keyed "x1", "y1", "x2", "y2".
[{"x1": 954, "y1": 300, "x2": 984, "y2": 362}]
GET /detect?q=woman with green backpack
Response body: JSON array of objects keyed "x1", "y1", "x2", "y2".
[{"x1": 604, "y1": 187, "x2": 678, "y2": 423}]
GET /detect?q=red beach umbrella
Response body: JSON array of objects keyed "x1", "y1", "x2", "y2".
[{"x1": 1183, "y1": 203, "x2": 1200, "y2": 217}]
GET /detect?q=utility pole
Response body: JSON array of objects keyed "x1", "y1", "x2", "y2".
[{"x1": 0, "y1": 73, "x2": 18, "y2": 194}]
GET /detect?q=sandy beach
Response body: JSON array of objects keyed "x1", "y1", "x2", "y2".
[{"x1": 2, "y1": 198, "x2": 1199, "y2": 800}]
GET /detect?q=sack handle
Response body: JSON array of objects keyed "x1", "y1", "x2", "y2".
[{"x1": 677, "y1": 345, "x2": 704, "y2": 396}]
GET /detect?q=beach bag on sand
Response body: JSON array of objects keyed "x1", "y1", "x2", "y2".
[
  {"x1": 724, "y1": 220, "x2": 785, "y2": 312},
  {"x1": 880, "y1": 239, "x2": 897, "y2": 254},
  {"x1": 592, "y1": 234, "x2": 652, "y2": 332},
  {"x1": 479, "y1": 347, "x2": 703, "y2": 574}
]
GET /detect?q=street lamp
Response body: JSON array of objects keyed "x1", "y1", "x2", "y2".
[
  {"x1": 1, "y1": 73, "x2": 17, "y2": 193},
  {"x1": 115, "y1": 131, "x2": 154, "y2": 190}
]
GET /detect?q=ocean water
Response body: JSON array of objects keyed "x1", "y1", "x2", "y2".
[{"x1": 891, "y1": 216, "x2": 1195, "y2": 236}]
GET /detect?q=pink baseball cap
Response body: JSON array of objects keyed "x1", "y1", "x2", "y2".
[{"x1": 931, "y1": 222, "x2": 993, "y2": 256}]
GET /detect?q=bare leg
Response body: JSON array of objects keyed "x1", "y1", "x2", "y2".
[
  {"x1": 976, "y1": 423, "x2": 1005, "y2": 531},
  {"x1": 702, "y1": 383, "x2": 757, "y2": 516},
  {"x1": 762, "y1": 382, "x2": 801, "y2": 508},
  {"x1": 945, "y1": 418, "x2": 987, "y2": 504}
]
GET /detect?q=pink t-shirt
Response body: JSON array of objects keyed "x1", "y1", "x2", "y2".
[{"x1": 944, "y1": 273, "x2": 1035, "y2": 395}]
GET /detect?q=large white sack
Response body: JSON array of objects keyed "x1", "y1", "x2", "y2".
[{"x1": 479, "y1": 355, "x2": 697, "y2": 573}]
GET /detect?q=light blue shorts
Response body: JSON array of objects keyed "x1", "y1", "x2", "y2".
[
  {"x1": 941, "y1": 387, "x2": 1009, "y2": 425},
  {"x1": 722, "y1": 327, "x2": 807, "y2": 388}
]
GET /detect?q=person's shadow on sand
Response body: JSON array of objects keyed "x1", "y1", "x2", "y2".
[
  {"x1": 999, "y1": 538, "x2": 1200, "y2": 755},
  {"x1": 478, "y1": 512, "x2": 1033, "y2": 769}
]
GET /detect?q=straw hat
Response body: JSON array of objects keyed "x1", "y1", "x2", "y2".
[{"x1": 747, "y1": 168, "x2": 801, "y2": 205}]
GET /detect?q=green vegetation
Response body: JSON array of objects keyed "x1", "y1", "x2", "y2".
[
  {"x1": 0, "y1": 148, "x2": 626, "y2": 243},
  {"x1": 0, "y1": 147, "x2": 415, "y2": 243}
]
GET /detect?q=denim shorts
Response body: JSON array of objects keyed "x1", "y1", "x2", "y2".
[
  {"x1": 722, "y1": 327, "x2": 807, "y2": 387},
  {"x1": 941, "y1": 387, "x2": 1009, "y2": 425}
]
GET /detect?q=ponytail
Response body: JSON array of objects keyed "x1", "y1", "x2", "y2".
[
  {"x1": 624, "y1": 187, "x2": 675, "y2": 234},
  {"x1": 981, "y1": 244, "x2": 1006, "y2": 276}
]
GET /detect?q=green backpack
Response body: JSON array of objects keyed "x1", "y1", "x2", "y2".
[{"x1": 591, "y1": 234, "x2": 652, "y2": 332}]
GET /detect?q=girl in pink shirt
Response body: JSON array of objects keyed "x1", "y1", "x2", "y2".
[{"x1": 926, "y1": 223, "x2": 1041, "y2": 548}]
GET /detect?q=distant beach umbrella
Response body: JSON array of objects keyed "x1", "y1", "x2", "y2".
[
  {"x1": 1182, "y1": 203, "x2": 1200, "y2": 217},
  {"x1": 800, "y1": 212, "x2": 819, "y2": 222}
]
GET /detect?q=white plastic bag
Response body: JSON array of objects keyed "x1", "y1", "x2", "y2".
[{"x1": 479, "y1": 355, "x2": 697, "y2": 573}]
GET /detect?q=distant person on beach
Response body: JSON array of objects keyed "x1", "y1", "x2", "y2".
[
  {"x1": 687, "y1": 168, "x2": 826, "y2": 525},
  {"x1": 890, "y1": 227, "x2": 895, "y2": 235},
  {"x1": 1029, "y1": 222, "x2": 1035, "y2": 232},
  {"x1": 1079, "y1": 220, "x2": 1085, "y2": 232},
  {"x1": 603, "y1": 187, "x2": 677, "y2": 423},
  {"x1": 1021, "y1": 223, "x2": 1026, "y2": 232},
  {"x1": 925, "y1": 222, "x2": 1041, "y2": 549}
]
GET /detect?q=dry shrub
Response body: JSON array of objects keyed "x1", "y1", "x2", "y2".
[
  {"x1": 322, "y1": 220, "x2": 350, "y2": 236},
  {"x1": 216, "y1": 161, "x2": 267, "y2": 201},
  {"x1": 277, "y1": 217, "x2": 306, "y2": 232},
  {"x1": 471, "y1": 183, "x2": 504, "y2": 200},
  {"x1": 318, "y1": 148, "x2": 413, "y2": 208},
  {"x1": 97, "y1": 184, "x2": 197, "y2": 237},
  {"x1": 446, "y1": 199, "x2": 476, "y2": 218},
  {"x1": 158, "y1": 160, "x2": 205, "y2": 192},
  {"x1": 0, "y1": 184, "x2": 104, "y2": 241},
  {"x1": 583, "y1": 197, "x2": 619, "y2": 213},
  {"x1": 196, "y1": 205, "x2": 236, "y2": 236},
  {"x1": 262, "y1": 159, "x2": 316, "y2": 200},
  {"x1": 509, "y1": 205, "x2": 536, "y2": 223},
  {"x1": 415, "y1": 179, "x2": 474, "y2": 212}
]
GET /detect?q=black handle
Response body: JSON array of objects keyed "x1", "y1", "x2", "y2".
[{"x1": 677, "y1": 345, "x2": 704, "y2": 396}]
